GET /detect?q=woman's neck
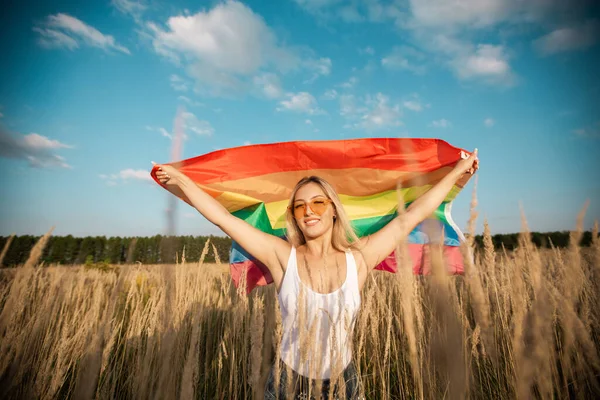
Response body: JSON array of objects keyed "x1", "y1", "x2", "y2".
[{"x1": 304, "y1": 232, "x2": 334, "y2": 258}]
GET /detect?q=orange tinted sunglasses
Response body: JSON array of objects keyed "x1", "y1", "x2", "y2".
[{"x1": 288, "y1": 197, "x2": 333, "y2": 219}]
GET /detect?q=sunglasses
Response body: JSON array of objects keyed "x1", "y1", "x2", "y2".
[{"x1": 288, "y1": 197, "x2": 333, "y2": 220}]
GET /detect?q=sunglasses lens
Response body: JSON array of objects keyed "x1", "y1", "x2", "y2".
[
  {"x1": 310, "y1": 199, "x2": 328, "y2": 214},
  {"x1": 292, "y1": 198, "x2": 330, "y2": 219},
  {"x1": 293, "y1": 204, "x2": 306, "y2": 219}
]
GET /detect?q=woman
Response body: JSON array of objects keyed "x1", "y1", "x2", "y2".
[{"x1": 154, "y1": 148, "x2": 478, "y2": 399}]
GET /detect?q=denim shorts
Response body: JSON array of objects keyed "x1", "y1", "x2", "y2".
[{"x1": 264, "y1": 359, "x2": 363, "y2": 399}]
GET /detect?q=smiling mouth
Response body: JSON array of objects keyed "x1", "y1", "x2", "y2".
[{"x1": 304, "y1": 219, "x2": 320, "y2": 226}]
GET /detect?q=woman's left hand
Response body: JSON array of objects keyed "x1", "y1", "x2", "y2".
[{"x1": 454, "y1": 148, "x2": 479, "y2": 176}]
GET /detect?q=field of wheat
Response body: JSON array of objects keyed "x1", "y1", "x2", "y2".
[{"x1": 1, "y1": 212, "x2": 599, "y2": 399}]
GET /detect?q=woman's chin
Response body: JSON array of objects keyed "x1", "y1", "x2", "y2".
[{"x1": 301, "y1": 225, "x2": 329, "y2": 239}]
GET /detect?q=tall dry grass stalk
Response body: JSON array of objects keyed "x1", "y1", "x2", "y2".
[
  {"x1": 1, "y1": 212, "x2": 600, "y2": 399},
  {"x1": 0, "y1": 234, "x2": 15, "y2": 267}
]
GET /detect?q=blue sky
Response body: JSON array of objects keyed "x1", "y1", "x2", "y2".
[{"x1": 1, "y1": 0, "x2": 599, "y2": 238}]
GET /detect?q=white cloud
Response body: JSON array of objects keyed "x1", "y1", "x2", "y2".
[
  {"x1": 147, "y1": 1, "x2": 333, "y2": 97},
  {"x1": 359, "y1": 46, "x2": 375, "y2": 55},
  {"x1": 146, "y1": 125, "x2": 173, "y2": 139},
  {"x1": 403, "y1": 94, "x2": 430, "y2": 112},
  {"x1": 119, "y1": 168, "x2": 153, "y2": 181},
  {"x1": 533, "y1": 20, "x2": 599, "y2": 56},
  {"x1": 296, "y1": 0, "x2": 406, "y2": 26},
  {"x1": 340, "y1": 76, "x2": 358, "y2": 89},
  {"x1": 0, "y1": 128, "x2": 73, "y2": 168},
  {"x1": 303, "y1": 57, "x2": 332, "y2": 83},
  {"x1": 339, "y1": 5, "x2": 364, "y2": 22},
  {"x1": 294, "y1": 0, "x2": 342, "y2": 12},
  {"x1": 357, "y1": 93, "x2": 402, "y2": 130},
  {"x1": 277, "y1": 92, "x2": 324, "y2": 115},
  {"x1": 339, "y1": 94, "x2": 360, "y2": 117},
  {"x1": 323, "y1": 89, "x2": 338, "y2": 100},
  {"x1": 100, "y1": 168, "x2": 153, "y2": 185},
  {"x1": 409, "y1": 0, "x2": 511, "y2": 28},
  {"x1": 253, "y1": 73, "x2": 284, "y2": 98},
  {"x1": 300, "y1": 0, "x2": 565, "y2": 28},
  {"x1": 403, "y1": 100, "x2": 421, "y2": 112},
  {"x1": 430, "y1": 118, "x2": 451, "y2": 128},
  {"x1": 177, "y1": 95, "x2": 204, "y2": 107},
  {"x1": 448, "y1": 43, "x2": 514, "y2": 84},
  {"x1": 381, "y1": 45, "x2": 427, "y2": 74},
  {"x1": 111, "y1": 0, "x2": 146, "y2": 21},
  {"x1": 170, "y1": 74, "x2": 189, "y2": 91},
  {"x1": 460, "y1": 45, "x2": 510, "y2": 77},
  {"x1": 23, "y1": 133, "x2": 74, "y2": 150},
  {"x1": 35, "y1": 13, "x2": 130, "y2": 54},
  {"x1": 182, "y1": 111, "x2": 214, "y2": 136},
  {"x1": 340, "y1": 93, "x2": 402, "y2": 131},
  {"x1": 408, "y1": 0, "x2": 574, "y2": 29},
  {"x1": 33, "y1": 27, "x2": 79, "y2": 50},
  {"x1": 484, "y1": 117, "x2": 495, "y2": 127},
  {"x1": 305, "y1": 119, "x2": 313, "y2": 125}
]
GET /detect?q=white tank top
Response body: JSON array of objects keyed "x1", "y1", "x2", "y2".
[{"x1": 277, "y1": 247, "x2": 361, "y2": 379}]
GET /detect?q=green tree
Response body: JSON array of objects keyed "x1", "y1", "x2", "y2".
[
  {"x1": 105, "y1": 237, "x2": 123, "y2": 264},
  {"x1": 75, "y1": 237, "x2": 95, "y2": 264}
]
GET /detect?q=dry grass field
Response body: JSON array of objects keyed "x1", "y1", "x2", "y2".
[{"x1": 0, "y1": 217, "x2": 599, "y2": 399}]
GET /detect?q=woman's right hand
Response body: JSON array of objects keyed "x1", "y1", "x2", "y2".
[{"x1": 153, "y1": 163, "x2": 183, "y2": 186}]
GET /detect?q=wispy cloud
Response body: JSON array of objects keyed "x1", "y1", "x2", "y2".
[
  {"x1": 303, "y1": 57, "x2": 332, "y2": 83},
  {"x1": 293, "y1": 0, "x2": 596, "y2": 89},
  {"x1": 170, "y1": 74, "x2": 189, "y2": 92},
  {"x1": 339, "y1": 76, "x2": 358, "y2": 89},
  {"x1": 111, "y1": 0, "x2": 146, "y2": 21},
  {"x1": 277, "y1": 92, "x2": 324, "y2": 115},
  {"x1": 408, "y1": 0, "x2": 574, "y2": 30},
  {"x1": 381, "y1": 45, "x2": 427, "y2": 75},
  {"x1": 34, "y1": 13, "x2": 130, "y2": 54},
  {"x1": 323, "y1": 89, "x2": 338, "y2": 100},
  {"x1": 182, "y1": 111, "x2": 214, "y2": 136},
  {"x1": 533, "y1": 20, "x2": 599, "y2": 56},
  {"x1": 446, "y1": 42, "x2": 514, "y2": 85},
  {"x1": 100, "y1": 168, "x2": 153, "y2": 186},
  {"x1": 254, "y1": 73, "x2": 284, "y2": 98},
  {"x1": 359, "y1": 46, "x2": 375, "y2": 55},
  {"x1": 146, "y1": 125, "x2": 173, "y2": 140},
  {"x1": 484, "y1": 117, "x2": 495, "y2": 127},
  {"x1": 430, "y1": 118, "x2": 451, "y2": 128},
  {"x1": 402, "y1": 95, "x2": 429, "y2": 112},
  {"x1": 177, "y1": 96, "x2": 204, "y2": 108},
  {"x1": 146, "y1": 1, "x2": 327, "y2": 97},
  {"x1": 341, "y1": 93, "x2": 402, "y2": 131},
  {"x1": 0, "y1": 128, "x2": 73, "y2": 168}
]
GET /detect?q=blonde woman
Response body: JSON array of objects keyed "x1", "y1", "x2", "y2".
[{"x1": 154, "y1": 149, "x2": 478, "y2": 399}]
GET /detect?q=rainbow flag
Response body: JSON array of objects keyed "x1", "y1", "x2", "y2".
[{"x1": 151, "y1": 138, "x2": 473, "y2": 292}]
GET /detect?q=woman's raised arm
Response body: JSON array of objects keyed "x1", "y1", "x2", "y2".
[
  {"x1": 357, "y1": 149, "x2": 479, "y2": 271},
  {"x1": 154, "y1": 164, "x2": 291, "y2": 279}
]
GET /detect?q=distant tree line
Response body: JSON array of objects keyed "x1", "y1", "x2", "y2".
[
  {"x1": 0, "y1": 230, "x2": 597, "y2": 267},
  {"x1": 0, "y1": 235, "x2": 232, "y2": 267},
  {"x1": 470, "y1": 231, "x2": 597, "y2": 250}
]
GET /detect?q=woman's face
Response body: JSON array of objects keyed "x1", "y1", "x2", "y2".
[{"x1": 292, "y1": 182, "x2": 336, "y2": 240}]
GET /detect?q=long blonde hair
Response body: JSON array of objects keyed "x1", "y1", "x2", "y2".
[{"x1": 285, "y1": 176, "x2": 360, "y2": 251}]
